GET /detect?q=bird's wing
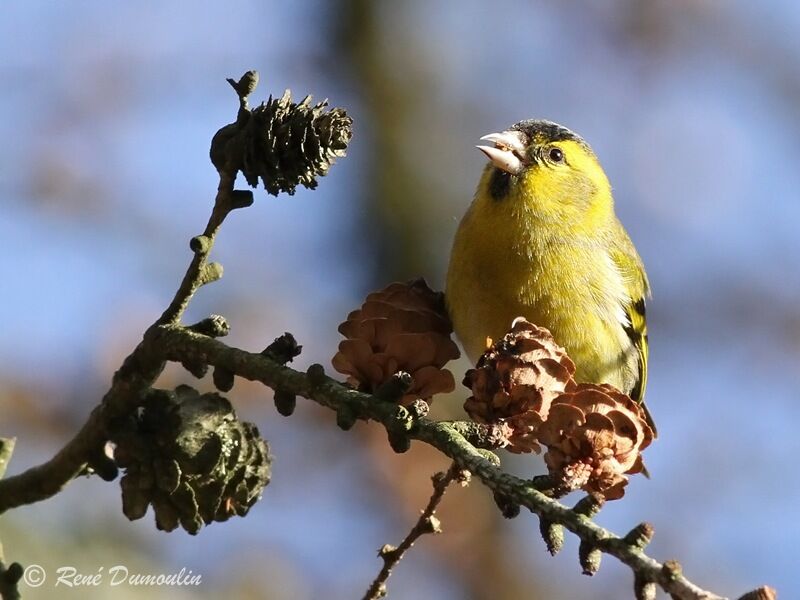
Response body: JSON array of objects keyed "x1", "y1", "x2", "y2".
[{"x1": 610, "y1": 221, "x2": 656, "y2": 435}]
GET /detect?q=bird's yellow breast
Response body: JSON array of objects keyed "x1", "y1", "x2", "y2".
[{"x1": 446, "y1": 168, "x2": 637, "y2": 392}]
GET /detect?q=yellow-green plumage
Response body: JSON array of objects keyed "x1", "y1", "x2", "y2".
[{"x1": 446, "y1": 120, "x2": 655, "y2": 433}]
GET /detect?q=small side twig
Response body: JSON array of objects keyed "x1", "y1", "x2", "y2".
[
  {"x1": 157, "y1": 171, "x2": 236, "y2": 325},
  {"x1": 0, "y1": 439, "x2": 15, "y2": 480},
  {"x1": 362, "y1": 464, "x2": 463, "y2": 600},
  {"x1": 0, "y1": 540, "x2": 23, "y2": 600}
]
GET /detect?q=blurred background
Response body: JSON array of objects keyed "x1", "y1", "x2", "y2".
[{"x1": 1, "y1": 1, "x2": 799, "y2": 598}]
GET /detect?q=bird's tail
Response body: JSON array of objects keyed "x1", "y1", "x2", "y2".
[
  {"x1": 641, "y1": 401, "x2": 657, "y2": 438},
  {"x1": 639, "y1": 401, "x2": 656, "y2": 479}
]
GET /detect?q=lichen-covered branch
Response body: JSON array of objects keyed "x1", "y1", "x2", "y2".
[
  {"x1": 0, "y1": 174, "x2": 246, "y2": 515},
  {"x1": 151, "y1": 324, "x2": 772, "y2": 600},
  {"x1": 157, "y1": 172, "x2": 239, "y2": 325},
  {"x1": 0, "y1": 71, "x2": 351, "y2": 517},
  {"x1": 0, "y1": 343, "x2": 164, "y2": 513}
]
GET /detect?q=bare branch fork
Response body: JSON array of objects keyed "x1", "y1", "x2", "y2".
[
  {"x1": 0, "y1": 72, "x2": 775, "y2": 600},
  {"x1": 362, "y1": 464, "x2": 466, "y2": 600}
]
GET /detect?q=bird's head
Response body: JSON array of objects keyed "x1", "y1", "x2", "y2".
[{"x1": 475, "y1": 120, "x2": 613, "y2": 227}]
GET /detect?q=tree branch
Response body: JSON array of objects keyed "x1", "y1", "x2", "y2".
[
  {"x1": 362, "y1": 464, "x2": 461, "y2": 600},
  {"x1": 157, "y1": 172, "x2": 238, "y2": 325},
  {"x1": 0, "y1": 176, "x2": 238, "y2": 514},
  {"x1": 0, "y1": 348, "x2": 161, "y2": 513},
  {"x1": 0, "y1": 68, "x2": 351, "y2": 518},
  {"x1": 147, "y1": 324, "x2": 772, "y2": 600}
]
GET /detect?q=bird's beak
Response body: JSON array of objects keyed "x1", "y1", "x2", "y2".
[{"x1": 476, "y1": 130, "x2": 526, "y2": 175}]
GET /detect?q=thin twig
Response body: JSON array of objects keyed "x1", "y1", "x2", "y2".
[
  {"x1": 0, "y1": 439, "x2": 15, "y2": 480},
  {"x1": 158, "y1": 171, "x2": 235, "y2": 325},
  {"x1": 362, "y1": 464, "x2": 461, "y2": 600},
  {"x1": 0, "y1": 560, "x2": 23, "y2": 600},
  {"x1": 0, "y1": 539, "x2": 22, "y2": 600}
]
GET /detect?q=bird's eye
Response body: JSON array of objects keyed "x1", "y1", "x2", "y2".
[{"x1": 548, "y1": 147, "x2": 564, "y2": 163}]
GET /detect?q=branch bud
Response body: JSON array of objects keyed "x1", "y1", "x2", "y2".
[
  {"x1": 87, "y1": 442, "x2": 119, "y2": 482},
  {"x1": 336, "y1": 406, "x2": 358, "y2": 431},
  {"x1": 634, "y1": 574, "x2": 657, "y2": 600},
  {"x1": 198, "y1": 262, "x2": 223, "y2": 286},
  {"x1": 421, "y1": 515, "x2": 441, "y2": 535},
  {"x1": 187, "y1": 315, "x2": 230, "y2": 338},
  {"x1": 736, "y1": 586, "x2": 778, "y2": 600},
  {"x1": 572, "y1": 493, "x2": 605, "y2": 518},
  {"x1": 306, "y1": 363, "x2": 327, "y2": 387},
  {"x1": 229, "y1": 189, "x2": 255, "y2": 210},
  {"x1": 190, "y1": 235, "x2": 211, "y2": 254},
  {"x1": 578, "y1": 541, "x2": 602, "y2": 576},
  {"x1": 492, "y1": 490, "x2": 521, "y2": 519},
  {"x1": 661, "y1": 560, "x2": 682, "y2": 581},
  {"x1": 227, "y1": 70, "x2": 259, "y2": 100},
  {"x1": 387, "y1": 428, "x2": 411, "y2": 454},
  {"x1": 181, "y1": 359, "x2": 208, "y2": 379},
  {"x1": 262, "y1": 332, "x2": 302, "y2": 364},
  {"x1": 623, "y1": 522, "x2": 655, "y2": 551},
  {"x1": 212, "y1": 366, "x2": 235, "y2": 392},
  {"x1": 273, "y1": 389, "x2": 297, "y2": 417},
  {"x1": 539, "y1": 519, "x2": 564, "y2": 556},
  {"x1": 373, "y1": 372, "x2": 413, "y2": 404}
]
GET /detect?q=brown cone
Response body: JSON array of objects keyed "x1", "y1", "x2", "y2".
[
  {"x1": 332, "y1": 279, "x2": 460, "y2": 404},
  {"x1": 536, "y1": 383, "x2": 654, "y2": 499},
  {"x1": 462, "y1": 318, "x2": 576, "y2": 453}
]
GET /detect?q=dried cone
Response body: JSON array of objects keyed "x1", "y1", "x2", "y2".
[
  {"x1": 210, "y1": 77, "x2": 353, "y2": 196},
  {"x1": 463, "y1": 318, "x2": 576, "y2": 453},
  {"x1": 332, "y1": 279, "x2": 460, "y2": 404},
  {"x1": 537, "y1": 383, "x2": 654, "y2": 500},
  {"x1": 240, "y1": 91, "x2": 352, "y2": 195},
  {"x1": 112, "y1": 386, "x2": 271, "y2": 534}
]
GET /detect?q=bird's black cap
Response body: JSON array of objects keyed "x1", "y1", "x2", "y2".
[{"x1": 510, "y1": 119, "x2": 591, "y2": 152}]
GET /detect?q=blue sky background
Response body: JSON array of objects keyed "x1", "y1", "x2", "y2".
[{"x1": 2, "y1": 2, "x2": 799, "y2": 599}]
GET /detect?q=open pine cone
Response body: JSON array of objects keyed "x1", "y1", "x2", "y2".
[
  {"x1": 331, "y1": 279, "x2": 460, "y2": 404},
  {"x1": 536, "y1": 383, "x2": 654, "y2": 499},
  {"x1": 463, "y1": 318, "x2": 576, "y2": 452}
]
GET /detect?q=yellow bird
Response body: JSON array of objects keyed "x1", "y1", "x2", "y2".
[{"x1": 446, "y1": 120, "x2": 655, "y2": 433}]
